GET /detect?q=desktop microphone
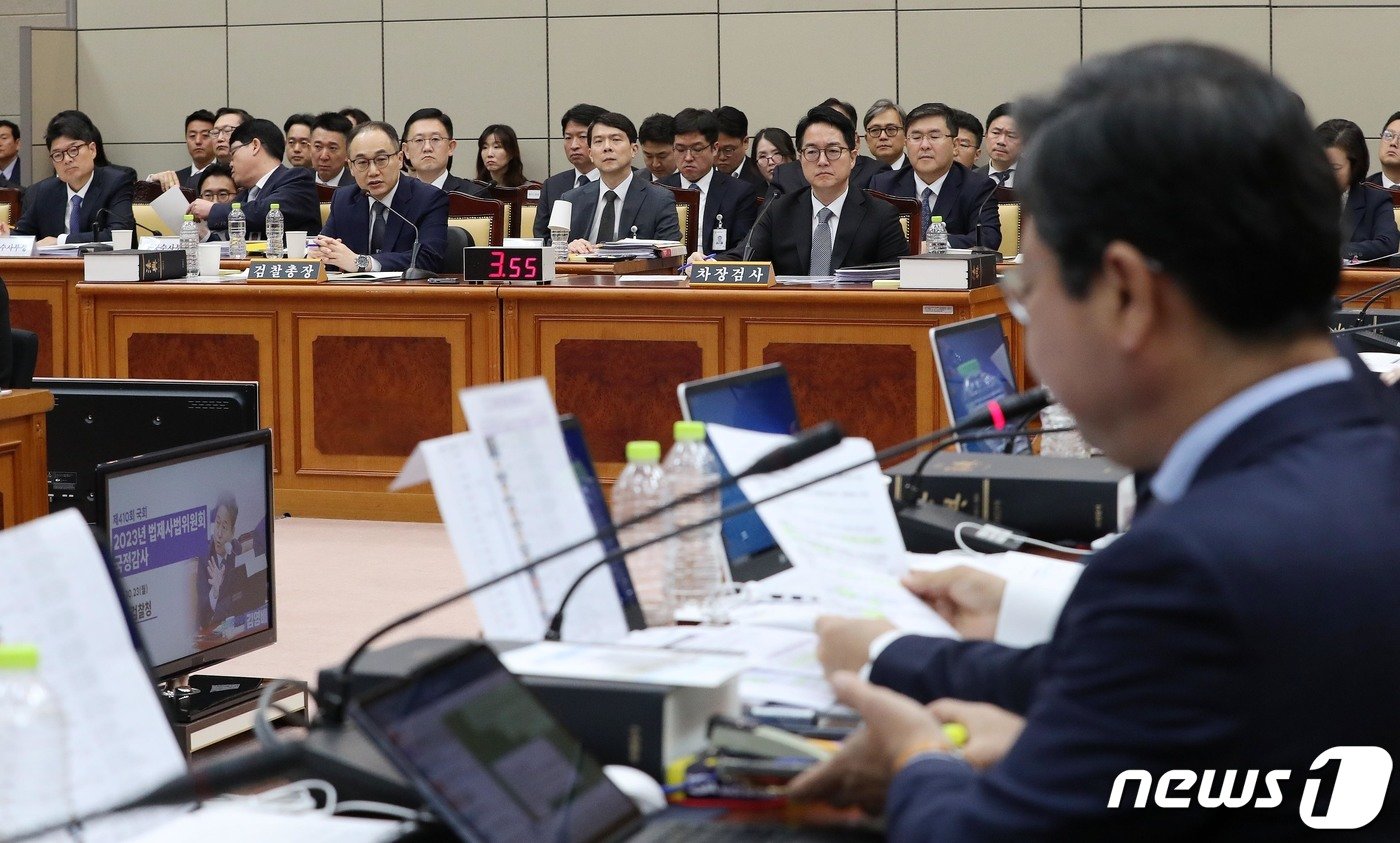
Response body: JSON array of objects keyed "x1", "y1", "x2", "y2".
[
  {"x1": 320, "y1": 419, "x2": 846, "y2": 723},
  {"x1": 541, "y1": 387, "x2": 1053, "y2": 640},
  {"x1": 132, "y1": 218, "x2": 166, "y2": 238},
  {"x1": 742, "y1": 182, "x2": 787, "y2": 261},
  {"x1": 380, "y1": 200, "x2": 435, "y2": 281},
  {"x1": 77, "y1": 208, "x2": 115, "y2": 253},
  {"x1": 970, "y1": 178, "x2": 1002, "y2": 256}
]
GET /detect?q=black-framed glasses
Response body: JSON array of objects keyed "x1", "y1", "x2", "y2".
[
  {"x1": 200, "y1": 189, "x2": 235, "y2": 201},
  {"x1": 349, "y1": 152, "x2": 398, "y2": 172},
  {"x1": 673, "y1": 142, "x2": 712, "y2": 157},
  {"x1": 866, "y1": 124, "x2": 903, "y2": 138},
  {"x1": 800, "y1": 146, "x2": 849, "y2": 162},
  {"x1": 48, "y1": 143, "x2": 89, "y2": 163}
]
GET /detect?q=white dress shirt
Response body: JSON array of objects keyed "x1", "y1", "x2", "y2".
[
  {"x1": 683, "y1": 168, "x2": 716, "y2": 233},
  {"x1": 588, "y1": 172, "x2": 632, "y2": 243},
  {"x1": 810, "y1": 188, "x2": 849, "y2": 246},
  {"x1": 365, "y1": 180, "x2": 401, "y2": 271},
  {"x1": 56, "y1": 172, "x2": 96, "y2": 245}
]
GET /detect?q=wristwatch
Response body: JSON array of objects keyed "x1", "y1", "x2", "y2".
[{"x1": 355, "y1": 254, "x2": 370, "y2": 272}]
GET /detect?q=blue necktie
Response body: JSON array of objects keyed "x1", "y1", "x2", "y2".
[
  {"x1": 920, "y1": 186, "x2": 933, "y2": 227},
  {"x1": 68, "y1": 194, "x2": 82, "y2": 237}
]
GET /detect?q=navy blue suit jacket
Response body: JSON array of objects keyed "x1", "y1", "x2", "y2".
[
  {"x1": 718, "y1": 186, "x2": 906, "y2": 274},
  {"x1": 534, "y1": 168, "x2": 590, "y2": 238},
  {"x1": 872, "y1": 374, "x2": 1400, "y2": 840},
  {"x1": 320, "y1": 175, "x2": 449, "y2": 272},
  {"x1": 662, "y1": 169, "x2": 758, "y2": 254},
  {"x1": 14, "y1": 166, "x2": 134, "y2": 242},
  {"x1": 1342, "y1": 184, "x2": 1399, "y2": 263},
  {"x1": 559, "y1": 173, "x2": 681, "y2": 243},
  {"x1": 440, "y1": 174, "x2": 489, "y2": 198},
  {"x1": 867, "y1": 161, "x2": 1000, "y2": 250},
  {"x1": 207, "y1": 165, "x2": 321, "y2": 238}
]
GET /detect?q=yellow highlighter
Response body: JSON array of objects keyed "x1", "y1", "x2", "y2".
[{"x1": 942, "y1": 721, "x2": 969, "y2": 749}]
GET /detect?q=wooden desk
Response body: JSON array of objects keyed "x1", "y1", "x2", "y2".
[
  {"x1": 78, "y1": 281, "x2": 500, "y2": 520},
  {"x1": 554, "y1": 255, "x2": 684, "y2": 275},
  {"x1": 0, "y1": 389, "x2": 53, "y2": 528},
  {"x1": 1340, "y1": 267, "x2": 1400, "y2": 309},
  {"x1": 502, "y1": 276, "x2": 1018, "y2": 483},
  {"x1": 1, "y1": 257, "x2": 85, "y2": 377}
]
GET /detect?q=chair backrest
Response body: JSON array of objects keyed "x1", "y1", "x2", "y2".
[
  {"x1": 447, "y1": 191, "x2": 505, "y2": 247},
  {"x1": 442, "y1": 225, "x2": 472, "y2": 275},
  {"x1": 132, "y1": 179, "x2": 164, "y2": 204},
  {"x1": 520, "y1": 204, "x2": 538, "y2": 242},
  {"x1": 133, "y1": 204, "x2": 173, "y2": 235},
  {"x1": 0, "y1": 187, "x2": 21, "y2": 227},
  {"x1": 486, "y1": 183, "x2": 528, "y2": 239},
  {"x1": 651, "y1": 183, "x2": 699, "y2": 254},
  {"x1": 867, "y1": 190, "x2": 922, "y2": 256},
  {"x1": 998, "y1": 202, "x2": 1022, "y2": 257},
  {"x1": 9, "y1": 329, "x2": 38, "y2": 389},
  {"x1": 315, "y1": 184, "x2": 336, "y2": 203},
  {"x1": 320, "y1": 201, "x2": 332, "y2": 225}
]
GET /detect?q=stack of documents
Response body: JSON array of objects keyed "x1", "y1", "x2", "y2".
[
  {"x1": 833, "y1": 262, "x2": 901, "y2": 283},
  {"x1": 592, "y1": 238, "x2": 685, "y2": 260}
]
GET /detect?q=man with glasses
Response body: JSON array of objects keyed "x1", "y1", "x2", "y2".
[
  {"x1": 400, "y1": 107, "x2": 488, "y2": 197},
  {"x1": 864, "y1": 99, "x2": 907, "y2": 171},
  {"x1": 191, "y1": 118, "x2": 320, "y2": 239},
  {"x1": 312, "y1": 121, "x2": 447, "y2": 272},
  {"x1": 714, "y1": 105, "x2": 766, "y2": 192},
  {"x1": 147, "y1": 109, "x2": 218, "y2": 193},
  {"x1": 283, "y1": 114, "x2": 315, "y2": 170},
  {"x1": 1, "y1": 114, "x2": 133, "y2": 244},
  {"x1": 869, "y1": 102, "x2": 1001, "y2": 250},
  {"x1": 1366, "y1": 111, "x2": 1400, "y2": 189},
  {"x1": 974, "y1": 102, "x2": 1021, "y2": 188},
  {"x1": 663, "y1": 108, "x2": 756, "y2": 256},
  {"x1": 770, "y1": 98, "x2": 888, "y2": 197},
  {"x1": 310, "y1": 112, "x2": 353, "y2": 188},
  {"x1": 533, "y1": 103, "x2": 608, "y2": 239},
  {"x1": 951, "y1": 109, "x2": 984, "y2": 170},
  {"x1": 211, "y1": 107, "x2": 251, "y2": 165},
  {"x1": 714, "y1": 106, "x2": 903, "y2": 274},
  {"x1": 557, "y1": 112, "x2": 680, "y2": 254},
  {"x1": 194, "y1": 163, "x2": 237, "y2": 206}
]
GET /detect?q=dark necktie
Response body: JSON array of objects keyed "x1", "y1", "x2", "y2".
[
  {"x1": 68, "y1": 194, "x2": 82, "y2": 237},
  {"x1": 598, "y1": 190, "x2": 618, "y2": 243},
  {"x1": 920, "y1": 187, "x2": 933, "y2": 227},
  {"x1": 370, "y1": 202, "x2": 387, "y2": 253},
  {"x1": 248, "y1": 184, "x2": 261, "y2": 202},
  {"x1": 576, "y1": 174, "x2": 588, "y2": 189},
  {"x1": 811, "y1": 207, "x2": 835, "y2": 276},
  {"x1": 689, "y1": 182, "x2": 701, "y2": 191},
  {"x1": 994, "y1": 170, "x2": 1012, "y2": 186}
]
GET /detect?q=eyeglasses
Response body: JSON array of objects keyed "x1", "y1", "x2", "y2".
[
  {"x1": 954, "y1": 138, "x2": 977, "y2": 150},
  {"x1": 407, "y1": 135, "x2": 449, "y2": 148},
  {"x1": 200, "y1": 189, "x2": 235, "y2": 201},
  {"x1": 865, "y1": 124, "x2": 903, "y2": 138},
  {"x1": 48, "y1": 143, "x2": 89, "y2": 164},
  {"x1": 210, "y1": 126, "x2": 238, "y2": 138},
  {"x1": 673, "y1": 142, "x2": 713, "y2": 157},
  {"x1": 349, "y1": 152, "x2": 398, "y2": 172},
  {"x1": 800, "y1": 146, "x2": 849, "y2": 162},
  {"x1": 228, "y1": 142, "x2": 254, "y2": 157},
  {"x1": 715, "y1": 143, "x2": 741, "y2": 157},
  {"x1": 1384, "y1": 131, "x2": 1400, "y2": 143},
  {"x1": 757, "y1": 152, "x2": 787, "y2": 163},
  {"x1": 906, "y1": 131, "x2": 951, "y2": 144}
]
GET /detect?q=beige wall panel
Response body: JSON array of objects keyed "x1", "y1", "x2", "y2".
[
  {"x1": 77, "y1": 0, "x2": 223, "y2": 29},
  {"x1": 1274, "y1": 7, "x2": 1400, "y2": 134},
  {"x1": 549, "y1": 15, "x2": 718, "y2": 172},
  {"x1": 723, "y1": 1, "x2": 894, "y2": 11},
  {"x1": 78, "y1": 27, "x2": 226, "y2": 144},
  {"x1": 898, "y1": 9, "x2": 1078, "y2": 130},
  {"x1": 721, "y1": 12, "x2": 895, "y2": 140},
  {"x1": 104, "y1": 143, "x2": 186, "y2": 181},
  {"x1": 899, "y1": 0, "x2": 1073, "y2": 7},
  {"x1": 552, "y1": 0, "x2": 712, "y2": 14},
  {"x1": 27, "y1": 27, "x2": 76, "y2": 182},
  {"x1": 4, "y1": 1, "x2": 66, "y2": 14},
  {"x1": 1, "y1": 14, "x2": 66, "y2": 117},
  {"x1": 384, "y1": 18, "x2": 549, "y2": 145},
  {"x1": 1082, "y1": 8, "x2": 1269, "y2": 67},
  {"x1": 223, "y1": 0, "x2": 380, "y2": 26},
  {"x1": 229, "y1": 23, "x2": 382, "y2": 123},
  {"x1": 1083, "y1": 0, "x2": 1264, "y2": 6},
  {"x1": 383, "y1": 0, "x2": 545, "y2": 19}
]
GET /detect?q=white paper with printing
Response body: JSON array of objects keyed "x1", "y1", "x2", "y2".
[
  {"x1": 501, "y1": 641, "x2": 745, "y2": 688},
  {"x1": 151, "y1": 185, "x2": 193, "y2": 235}
]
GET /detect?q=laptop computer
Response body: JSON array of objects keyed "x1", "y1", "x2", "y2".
[
  {"x1": 348, "y1": 640, "x2": 881, "y2": 842},
  {"x1": 677, "y1": 364, "x2": 799, "y2": 583},
  {"x1": 929, "y1": 315, "x2": 1030, "y2": 454}
]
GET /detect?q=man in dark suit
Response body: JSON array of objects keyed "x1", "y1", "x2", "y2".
[
  {"x1": 148, "y1": 109, "x2": 218, "y2": 193},
  {"x1": 868, "y1": 102, "x2": 1000, "y2": 250},
  {"x1": 714, "y1": 105, "x2": 767, "y2": 192},
  {"x1": 638, "y1": 113, "x2": 677, "y2": 183},
  {"x1": 559, "y1": 112, "x2": 680, "y2": 252},
  {"x1": 211, "y1": 107, "x2": 250, "y2": 166},
  {"x1": 191, "y1": 118, "x2": 321, "y2": 238},
  {"x1": 198, "y1": 493, "x2": 246, "y2": 632},
  {"x1": 3, "y1": 114, "x2": 133, "y2": 244},
  {"x1": 312, "y1": 121, "x2": 448, "y2": 272},
  {"x1": 310, "y1": 111, "x2": 353, "y2": 188},
  {"x1": 401, "y1": 107, "x2": 488, "y2": 198},
  {"x1": 768, "y1": 98, "x2": 890, "y2": 201},
  {"x1": 715, "y1": 106, "x2": 905, "y2": 274},
  {"x1": 662, "y1": 108, "x2": 756, "y2": 255},
  {"x1": 284, "y1": 113, "x2": 315, "y2": 170},
  {"x1": 792, "y1": 44, "x2": 1400, "y2": 840},
  {"x1": 1366, "y1": 111, "x2": 1400, "y2": 189},
  {"x1": 971, "y1": 102, "x2": 1020, "y2": 188},
  {"x1": 533, "y1": 103, "x2": 608, "y2": 239},
  {"x1": 0, "y1": 120, "x2": 22, "y2": 186}
]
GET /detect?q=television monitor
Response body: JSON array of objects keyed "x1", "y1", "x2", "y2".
[
  {"x1": 929, "y1": 316, "x2": 1029, "y2": 454},
  {"x1": 34, "y1": 378, "x2": 260, "y2": 524},
  {"x1": 95, "y1": 429, "x2": 275, "y2": 682},
  {"x1": 677, "y1": 363, "x2": 800, "y2": 582}
]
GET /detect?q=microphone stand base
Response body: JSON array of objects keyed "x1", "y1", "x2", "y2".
[{"x1": 401, "y1": 267, "x2": 436, "y2": 281}]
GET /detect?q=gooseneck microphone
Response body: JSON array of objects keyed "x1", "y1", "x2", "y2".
[
  {"x1": 322, "y1": 419, "x2": 846, "y2": 723},
  {"x1": 541, "y1": 387, "x2": 1053, "y2": 640},
  {"x1": 742, "y1": 182, "x2": 787, "y2": 261},
  {"x1": 971, "y1": 179, "x2": 1000, "y2": 255},
  {"x1": 381, "y1": 200, "x2": 435, "y2": 281}
]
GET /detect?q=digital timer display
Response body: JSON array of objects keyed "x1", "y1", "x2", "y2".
[{"x1": 461, "y1": 247, "x2": 553, "y2": 283}]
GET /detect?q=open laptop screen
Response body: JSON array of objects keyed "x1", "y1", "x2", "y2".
[{"x1": 930, "y1": 316, "x2": 1027, "y2": 454}]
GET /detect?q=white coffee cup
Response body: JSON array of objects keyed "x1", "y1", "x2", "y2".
[
  {"x1": 197, "y1": 242, "x2": 221, "y2": 276},
  {"x1": 285, "y1": 231, "x2": 308, "y2": 259},
  {"x1": 110, "y1": 229, "x2": 133, "y2": 249}
]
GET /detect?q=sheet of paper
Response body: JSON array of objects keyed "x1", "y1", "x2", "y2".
[
  {"x1": 460, "y1": 378, "x2": 627, "y2": 643},
  {"x1": 1359, "y1": 351, "x2": 1400, "y2": 375},
  {"x1": 501, "y1": 642, "x2": 745, "y2": 688},
  {"x1": 624, "y1": 624, "x2": 822, "y2": 677},
  {"x1": 124, "y1": 804, "x2": 403, "y2": 842},
  {"x1": 0, "y1": 510, "x2": 188, "y2": 842},
  {"x1": 151, "y1": 184, "x2": 193, "y2": 234},
  {"x1": 739, "y1": 669, "x2": 838, "y2": 710}
]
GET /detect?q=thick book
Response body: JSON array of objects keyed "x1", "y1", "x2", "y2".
[
  {"x1": 83, "y1": 248, "x2": 186, "y2": 282},
  {"x1": 898, "y1": 250, "x2": 999, "y2": 290},
  {"x1": 887, "y1": 450, "x2": 1134, "y2": 542}
]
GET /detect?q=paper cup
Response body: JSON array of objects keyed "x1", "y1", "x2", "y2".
[
  {"x1": 110, "y1": 229, "x2": 133, "y2": 249},
  {"x1": 197, "y1": 242, "x2": 221, "y2": 276},
  {"x1": 285, "y1": 231, "x2": 308, "y2": 259}
]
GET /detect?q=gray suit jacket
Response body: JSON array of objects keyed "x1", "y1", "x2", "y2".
[{"x1": 560, "y1": 172, "x2": 681, "y2": 242}]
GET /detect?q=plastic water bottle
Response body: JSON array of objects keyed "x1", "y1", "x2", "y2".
[
  {"x1": 228, "y1": 201, "x2": 247, "y2": 259},
  {"x1": 925, "y1": 214, "x2": 950, "y2": 255},
  {"x1": 266, "y1": 202, "x2": 285, "y2": 258},
  {"x1": 180, "y1": 213, "x2": 199, "y2": 276},
  {"x1": 0, "y1": 645, "x2": 74, "y2": 839},
  {"x1": 663, "y1": 421, "x2": 728, "y2": 621},
  {"x1": 612, "y1": 441, "x2": 674, "y2": 626}
]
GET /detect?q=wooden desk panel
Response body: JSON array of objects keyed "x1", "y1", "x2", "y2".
[
  {"x1": 1, "y1": 257, "x2": 84, "y2": 376},
  {"x1": 79, "y1": 283, "x2": 499, "y2": 521},
  {"x1": 1340, "y1": 268, "x2": 1400, "y2": 310},
  {"x1": 0, "y1": 389, "x2": 54, "y2": 528}
]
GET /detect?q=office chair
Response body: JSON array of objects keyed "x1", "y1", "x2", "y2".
[{"x1": 9, "y1": 329, "x2": 37, "y2": 388}]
